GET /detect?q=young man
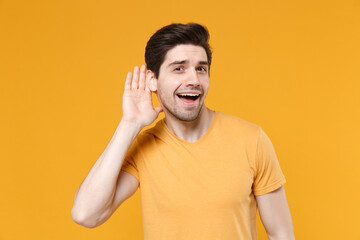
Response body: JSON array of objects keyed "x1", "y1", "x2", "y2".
[{"x1": 71, "y1": 23, "x2": 295, "y2": 239}]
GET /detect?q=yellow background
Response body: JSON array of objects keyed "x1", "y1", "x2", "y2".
[{"x1": 1, "y1": 0, "x2": 359, "y2": 239}]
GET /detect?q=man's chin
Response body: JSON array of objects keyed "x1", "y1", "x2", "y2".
[{"x1": 173, "y1": 105, "x2": 204, "y2": 122}]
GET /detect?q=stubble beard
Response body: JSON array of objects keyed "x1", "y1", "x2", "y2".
[{"x1": 159, "y1": 93, "x2": 205, "y2": 122}]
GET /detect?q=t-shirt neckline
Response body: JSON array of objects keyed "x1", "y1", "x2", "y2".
[{"x1": 160, "y1": 111, "x2": 219, "y2": 146}]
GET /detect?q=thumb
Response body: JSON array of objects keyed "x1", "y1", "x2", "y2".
[{"x1": 154, "y1": 105, "x2": 163, "y2": 115}]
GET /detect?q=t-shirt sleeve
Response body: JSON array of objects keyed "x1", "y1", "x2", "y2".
[
  {"x1": 120, "y1": 138, "x2": 140, "y2": 182},
  {"x1": 252, "y1": 128, "x2": 286, "y2": 196}
]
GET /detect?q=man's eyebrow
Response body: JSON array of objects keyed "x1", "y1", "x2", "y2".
[
  {"x1": 167, "y1": 60, "x2": 188, "y2": 68},
  {"x1": 166, "y1": 60, "x2": 209, "y2": 68},
  {"x1": 198, "y1": 61, "x2": 209, "y2": 66}
]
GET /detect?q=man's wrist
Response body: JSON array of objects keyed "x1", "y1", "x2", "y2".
[{"x1": 118, "y1": 119, "x2": 143, "y2": 138}]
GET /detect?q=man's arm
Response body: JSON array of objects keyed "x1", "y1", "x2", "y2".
[
  {"x1": 255, "y1": 186, "x2": 295, "y2": 240},
  {"x1": 71, "y1": 65, "x2": 162, "y2": 228}
]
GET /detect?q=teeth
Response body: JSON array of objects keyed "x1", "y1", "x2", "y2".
[{"x1": 177, "y1": 93, "x2": 200, "y2": 97}]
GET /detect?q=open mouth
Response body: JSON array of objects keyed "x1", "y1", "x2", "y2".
[{"x1": 176, "y1": 93, "x2": 201, "y2": 102}]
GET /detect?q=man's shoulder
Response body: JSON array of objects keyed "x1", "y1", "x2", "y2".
[
  {"x1": 216, "y1": 111, "x2": 261, "y2": 135},
  {"x1": 136, "y1": 119, "x2": 166, "y2": 141},
  {"x1": 128, "y1": 121, "x2": 165, "y2": 154}
]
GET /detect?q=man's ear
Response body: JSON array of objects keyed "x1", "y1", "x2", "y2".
[{"x1": 146, "y1": 70, "x2": 157, "y2": 92}]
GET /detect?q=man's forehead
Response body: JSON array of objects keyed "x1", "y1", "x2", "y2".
[{"x1": 163, "y1": 44, "x2": 208, "y2": 63}]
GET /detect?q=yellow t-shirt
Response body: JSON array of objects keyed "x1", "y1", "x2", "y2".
[{"x1": 121, "y1": 111, "x2": 286, "y2": 240}]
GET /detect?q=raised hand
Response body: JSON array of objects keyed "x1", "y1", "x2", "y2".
[{"x1": 121, "y1": 64, "x2": 162, "y2": 128}]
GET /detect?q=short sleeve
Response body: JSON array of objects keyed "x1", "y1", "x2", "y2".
[
  {"x1": 252, "y1": 128, "x2": 286, "y2": 196},
  {"x1": 121, "y1": 139, "x2": 140, "y2": 182}
]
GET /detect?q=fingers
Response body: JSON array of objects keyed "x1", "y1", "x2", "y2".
[
  {"x1": 131, "y1": 66, "x2": 139, "y2": 89},
  {"x1": 125, "y1": 71, "x2": 132, "y2": 90},
  {"x1": 138, "y1": 64, "x2": 146, "y2": 90},
  {"x1": 145, "y1": 70, "x2": 151, "y2": 92},
  {"x1": 127, "y1": 65, "x2": 147, "y2": 90}
]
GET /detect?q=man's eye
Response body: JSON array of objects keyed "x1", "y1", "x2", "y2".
[
  {"x1": 174, "y1": 67, "x2": 184, "y2": 71},
  {"x1": 197, "y1": 66, "x2": 207, "y2": 72}
]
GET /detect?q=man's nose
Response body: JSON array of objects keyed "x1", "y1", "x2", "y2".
[{"x1": 185, "y1": 69, "x2": 200, "y2": 86}]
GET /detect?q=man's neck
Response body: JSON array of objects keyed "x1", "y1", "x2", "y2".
[{"x1": 164, "y1": 107, "x2": 215, "y2": 143}]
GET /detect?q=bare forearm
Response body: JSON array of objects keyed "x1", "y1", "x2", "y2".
[
  {"x1": 71, "y1": 120, "x2": 141, "y2": 224},
  {"x1": 71, "y1": 64, "x2": 162, "y2": 227},
  {"x1": 268, "y1": 233, "x2": 295, "y2": 240}
]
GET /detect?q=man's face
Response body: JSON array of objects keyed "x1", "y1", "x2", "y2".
[{"x1": 155, "y1": 44, "x2": 210, "y2": 122}]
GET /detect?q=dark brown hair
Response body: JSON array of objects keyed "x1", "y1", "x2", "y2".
[{"x1": 145, "y1": 23, "x2": 212, "y2": 78}]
